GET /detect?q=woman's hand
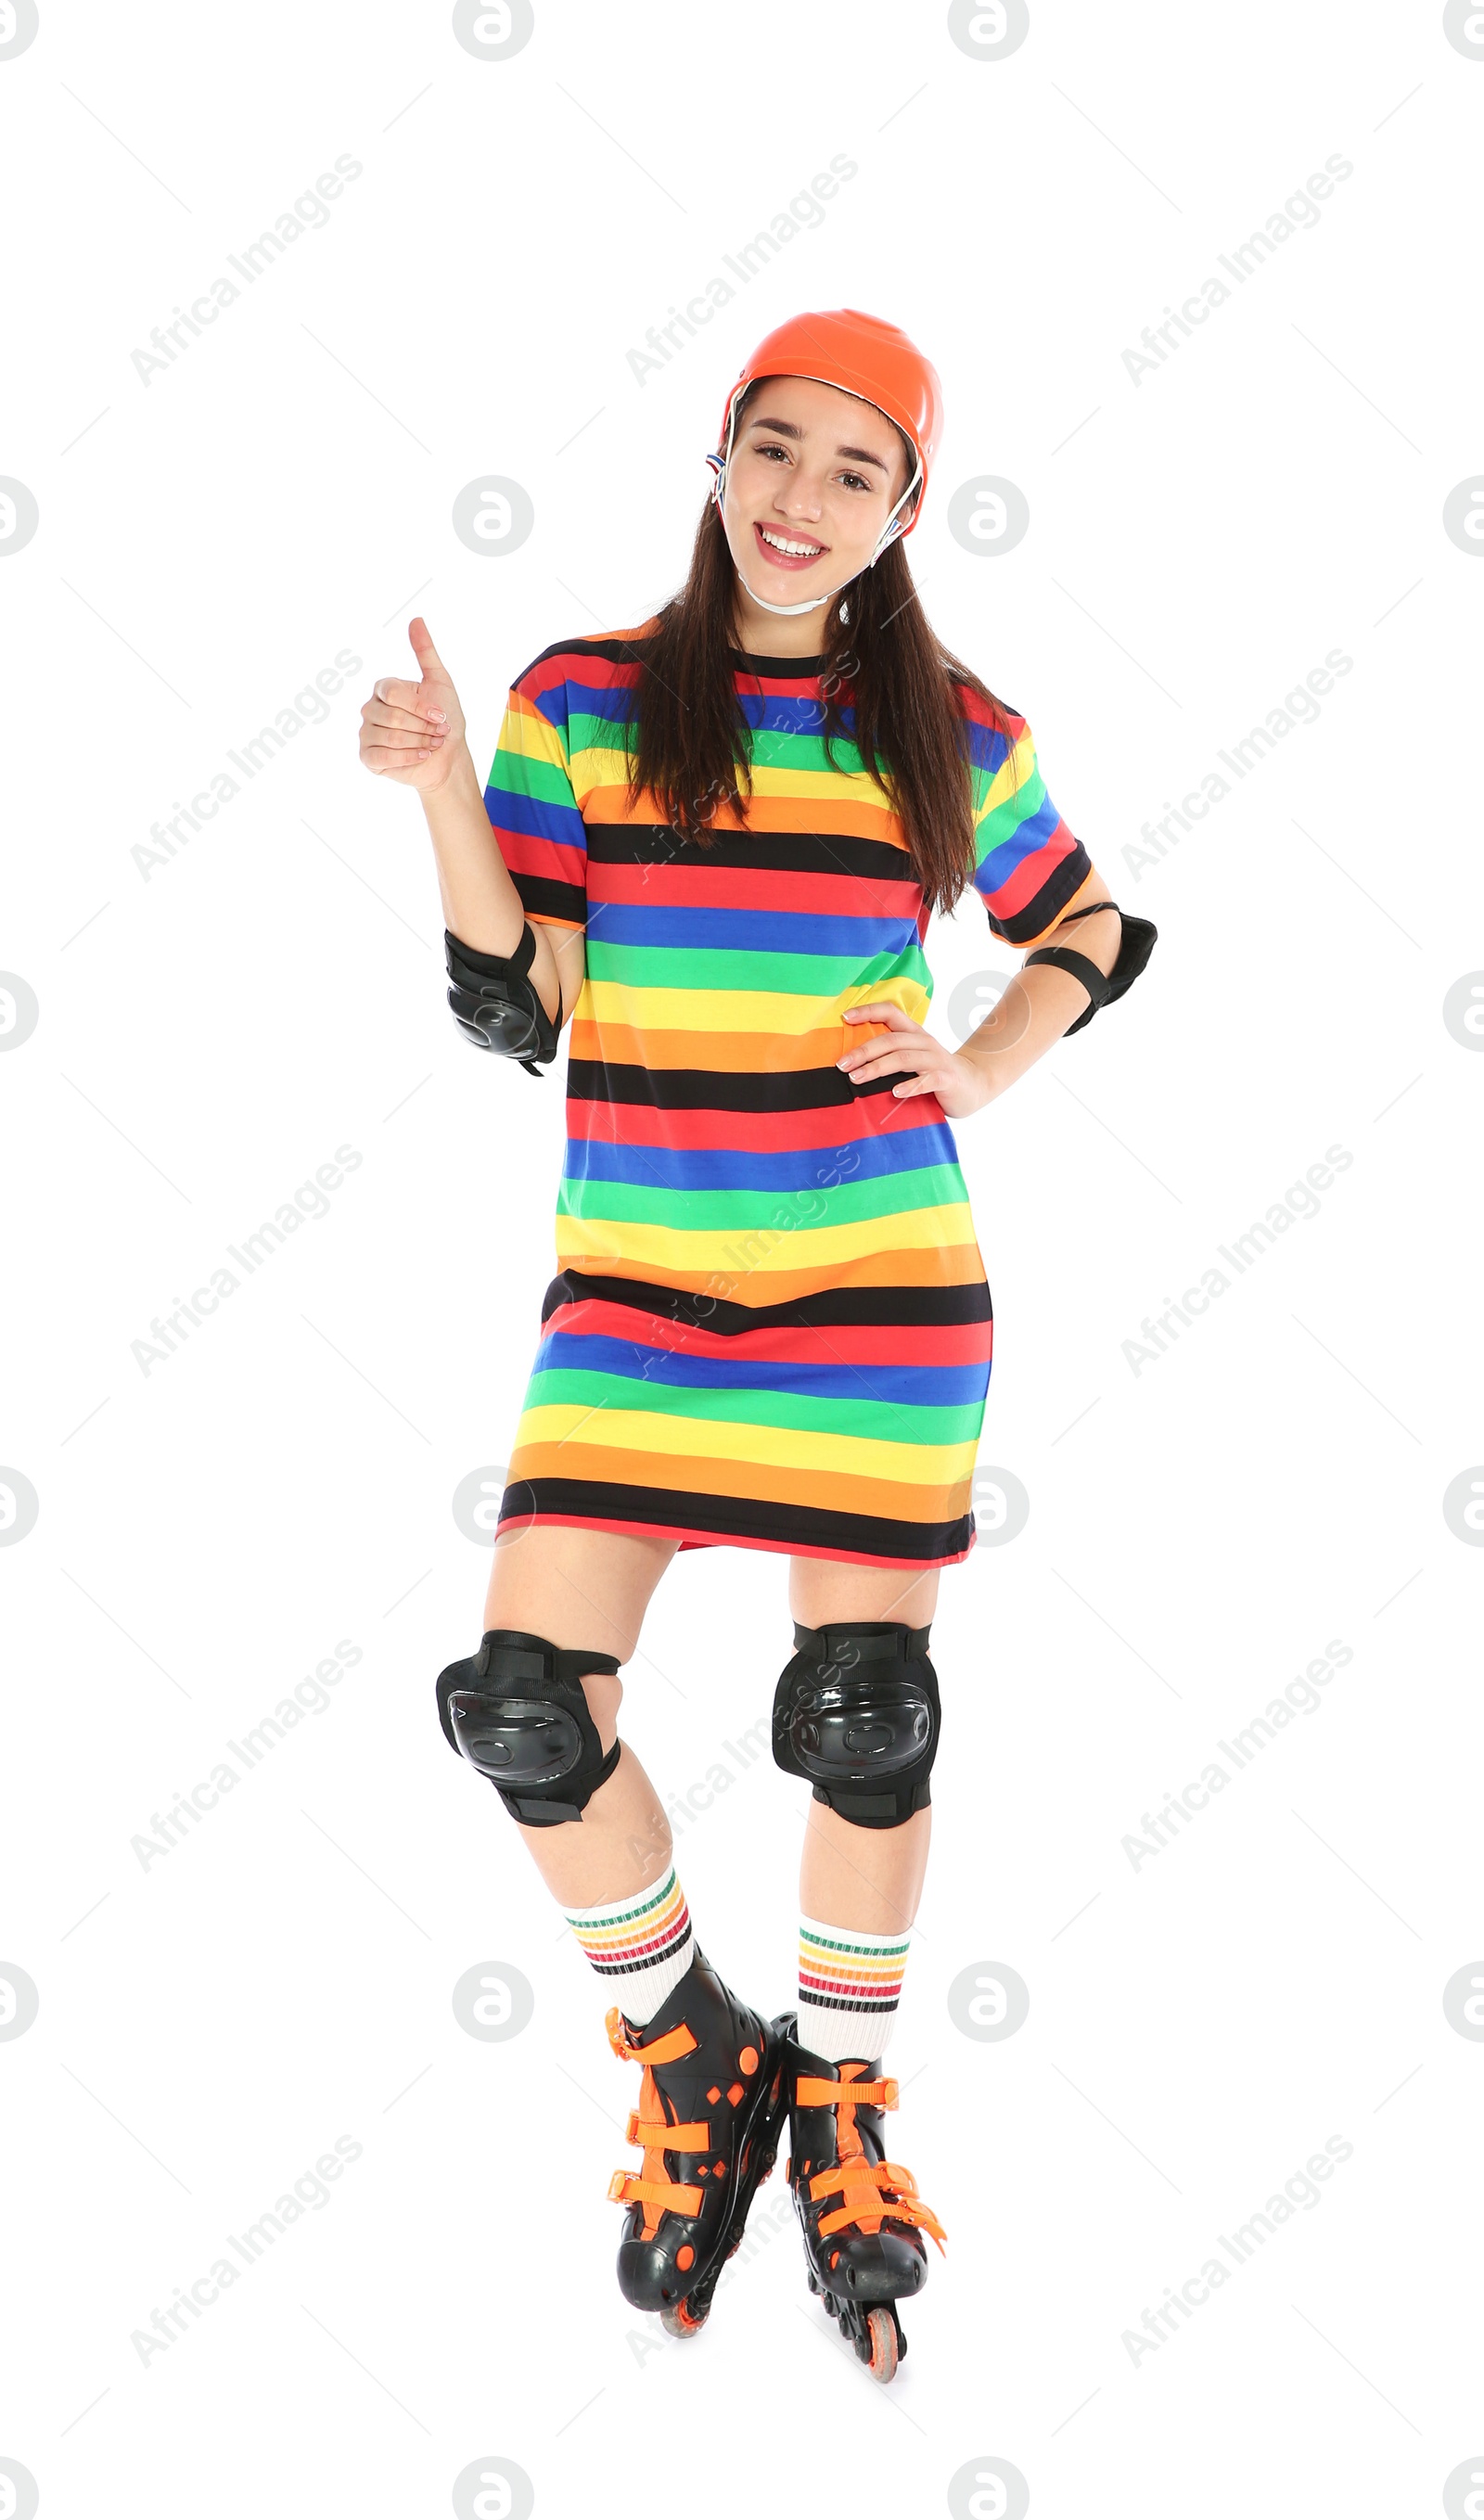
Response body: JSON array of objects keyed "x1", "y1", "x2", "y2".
[
  {"x1": 838, "y1": 1001, "x2": 995, "y2": 1121},
  {"x1": 359, "y1": 616, "x2": 470, "y2": 793}
]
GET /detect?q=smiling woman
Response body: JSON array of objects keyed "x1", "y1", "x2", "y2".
[{"x1": 358, "y1": 303, "x2": 1157, "y2": 2385}]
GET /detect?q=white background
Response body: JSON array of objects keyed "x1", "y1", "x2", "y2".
[{"x1": 2, "y1": 3, "x2": 1482, "y2": 2514}]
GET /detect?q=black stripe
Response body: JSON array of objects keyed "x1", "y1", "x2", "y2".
[
  {"x1": 537, "y1": 1268, "x2": 991, "y2": 1337},
  {"x1": 728, "y1": 647, "x2": 829, "y2": 675},
  {"x1": 801, "y1": 1992, "x2": 900, "y2": 2012},
  {"x1": 517, "y1": 630, "x2": 830, "y2": 681},
  {"x1": 585, "y1": 824, "x2": 911, "y2": 883},
  {"x1": 564, "y1": 1059, "x2": 909, "y2": 1115},
  {"x1": 987, "y1": 842, "x2": 1094, "y2": 945},
  {"x1": 498, "y1": 1475, "x2": 974, "y2": 1563},
  {"x1": 512, "y1": 872, "x2": 585, "y2": 926}
]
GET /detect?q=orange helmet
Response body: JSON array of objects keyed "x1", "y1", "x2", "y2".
[{"x1": 705, "y1": 307, "x2": 944, "y2": 568}]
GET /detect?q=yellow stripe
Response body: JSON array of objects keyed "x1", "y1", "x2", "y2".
[
  {"x1": 800, "y1": 1954, "x2": 903, "y2": 1984},
  {"x1": 569, "y1": 744, "x2": 901, "y2": 815},
  {"x1": 499, "y1": 697, "x2": 570, "y2": 776},
  {"x1": 582, "y1": 977, "x2": 931, "y2": 1036},
  {"x1": 973, "y1": 720, "x2": 1036, "y2": 830},
  {"x1": 510, "y1": 1403, "x2": 978, "y2": 1486},
  {"x1": 575, "y1": 1887, "x2": 688, "y2": 1951},
  {"x1": 554, "y1": 1198, "x2": 978, "y2": 1278}
]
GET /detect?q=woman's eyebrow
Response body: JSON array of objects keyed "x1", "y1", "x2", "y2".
[{"x1": 743, "y1": 414, "x2": 890, "y2": 474}]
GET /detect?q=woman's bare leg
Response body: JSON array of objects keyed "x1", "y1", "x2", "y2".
[
  {"x1": 788, "y1": 1557, "x2": 940, "y2": 1936},
  {"x1": 473, "y1": 1522, "x2": 681, "y2": 1908}
]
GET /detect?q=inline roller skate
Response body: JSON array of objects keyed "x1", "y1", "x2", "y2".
[
  {"x1": 606, "y1": 1951, "x2": 790, "y2": 2339},
  {"x1": 780, "y1": 2012, "x2": 947, "y2": 2383}
]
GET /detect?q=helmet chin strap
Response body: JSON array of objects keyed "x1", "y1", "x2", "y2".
[
  {"x1": 731, "y1": 565, "x2": 854, "y2": 620},
  {"x1": 703, "y1": 403, "x2": 923, "y2": 620}
]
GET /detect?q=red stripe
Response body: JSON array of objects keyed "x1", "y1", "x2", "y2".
[
  {"x1": 563, "y1": 1094, "x2": 940, "y2": 1155},
  {"x1": 980, "y1": 824, "x2": 1081, "y2": 922},
  {"x1": 796, "y1": 1976, "x2": 902, "y2": 1995},
  {"x1": 491, "y1": 826, "x2": 586, "y2": 883},
  {"x1": 538, "y1": 1298, "x2": 994, "y2": 1369},
  {"x1": 588, "y1": 862, "x2": 923, "y2": 916},
  {"x1": 583, "y1": 1915, "x2": 691, "y2": 1965}
]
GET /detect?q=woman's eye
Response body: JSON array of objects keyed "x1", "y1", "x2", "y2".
[{"x1": 755, "y1": 445, "x2": 871, "y2": 492}]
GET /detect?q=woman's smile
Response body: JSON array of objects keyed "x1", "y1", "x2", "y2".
[{"x1": 753, "y1": 519, "x2": 829, "y2": 570}]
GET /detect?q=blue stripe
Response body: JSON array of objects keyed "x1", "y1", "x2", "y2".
[
  {"x1": 974, "y1": 783, "x2": 1061, "y2": 894},
  {"x1": 530, "y1": 1328, "x2": 988, "y2": 1408},
  {"x1": 563, "y1": 677, "x2": 634, "y2": 732},
  {"x1": 735, "y1": 690, "x2": 837, "y2": 734},
  {"x1": 962, "y1": 716, "x2": 1015, "y2": 774},
  {"x1": 563, "y1": 681, "x2": 855, "y2": 742},
  {"x1": 562, "y1": 1119, "x2": 959, "y2": 1194},
  {"x1": 584, "y1": 902, "x2": 917, "y2": 957},
  {"x1": 483, "y1": 780, "x2": 586, "y2": 851}
]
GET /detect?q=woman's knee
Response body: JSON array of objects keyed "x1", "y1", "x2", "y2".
[{"x1": 476, "y1": 1526, "x2": 675, "y2": 1757}]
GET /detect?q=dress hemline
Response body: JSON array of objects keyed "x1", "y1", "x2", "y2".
[{"x1": 494, "y1": 1508, "x2": 976, "y2": 1572}]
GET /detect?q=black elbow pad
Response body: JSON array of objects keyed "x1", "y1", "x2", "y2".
[
  {"x1": 1024, "y1": 902, "x2": 1158, "y2": 1036},
  {"x1": 444, "y1": 923, "x2": 559, "y2": 1075}
]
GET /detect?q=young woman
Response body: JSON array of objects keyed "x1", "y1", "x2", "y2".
[{"x1": 358, "y1": 308, "x2": 1154, "y2": 2385}]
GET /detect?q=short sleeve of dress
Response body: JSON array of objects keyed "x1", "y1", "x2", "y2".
[
  {"x1": 964, "y1": 696, "x2": 1094, "y2": 948},
  {"x1": 482, "y1": 654, "x2": 587, "y2": 934}
]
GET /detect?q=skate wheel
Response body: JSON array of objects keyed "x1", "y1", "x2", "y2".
[
  {"x1": 864, "y1": 2306, "x2": 898, "y2": 2385},
  {"x1": 659, "y1": 2296, "x2": 709, "y2": 2341}
]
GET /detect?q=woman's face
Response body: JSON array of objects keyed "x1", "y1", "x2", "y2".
[{"x1": 719, "y1": 373, "x2": 913, "y2": 608}]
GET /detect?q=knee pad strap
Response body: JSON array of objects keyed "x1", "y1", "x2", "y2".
[
  {"x1": 435, "y1": 1629, "x2": 622, "y2": 1826},
  {"x1": 771, "y1": 1619, "x2": 940, "y2": 1830}
]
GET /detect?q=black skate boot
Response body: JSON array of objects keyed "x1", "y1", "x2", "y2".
[
  {"x1": 605, "y1": 1951, "x2": 790, "y2": 2339},
  {"x1": 781, "y1": 2013, "x2": 947, "y2": 2384}
]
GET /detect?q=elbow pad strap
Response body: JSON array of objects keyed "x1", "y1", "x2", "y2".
[
  {"x1": 1023, "y1": 901, "x2": 1158, "y2": 1036},
  {"x1": 444, "y1": 923, "x2": 559, "y2": 1075}
]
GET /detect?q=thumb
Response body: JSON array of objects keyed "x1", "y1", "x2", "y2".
[{"x1": 408, "y1": 615, "x2": 448, "y2": 682}]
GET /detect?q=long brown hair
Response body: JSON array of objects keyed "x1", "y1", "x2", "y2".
[{"x1": 619, "y1": 378, "x2": 1020, "y2": 917}]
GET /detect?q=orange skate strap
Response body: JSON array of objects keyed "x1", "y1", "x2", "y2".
[
  {"x1": 625, "y1": 2109, "x2": 710, "y2": 2150},
  {"x1": 796, "y1": 2074, "x2": 898, "y2": 2110},
  {"x1": 811, "y1": 2156, "x2": 948, "y2": 2252},
  {"x1": 606, "y1": 2010, "x2": 710, "y2": 2238},
  {"x1": 608, "y1": 2169, "x2": 704, "y2": 2216},
  {"x1": 605, "y1": 2004, "x2": 700, "y2": 2067}
]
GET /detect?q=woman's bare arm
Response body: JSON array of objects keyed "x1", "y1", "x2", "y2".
[{"x1": 359, "y1": 615, "x2": 583, "y2": 1029}]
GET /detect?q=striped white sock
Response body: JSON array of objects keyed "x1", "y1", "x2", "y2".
[
  {"x1": 796, "y1": 1912, "x2": 911, "y2": 2063},
  {"x1": 563, "y1": 1863, "x2": 695, "y2": 2027}
]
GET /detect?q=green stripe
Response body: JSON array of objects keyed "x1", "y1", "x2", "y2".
[
  {"x1": 564, "y1": 1864, "x2": 677, "y2": 1932},
  {"x1": 564, "y1": 705, "x2": 886, "y2": 784},
  {"x1": 556, "y1": 1159, "x2": 970, "y2": 1233},
  {"x1": 800, "y1": 1928, "x2": 911, "y2": 1956},
  {"x1": 523, "y1": 1367, "x2": 982, "y2": 1448},
  {"x1": 974, "y1": 760, "x2": 1045, "y2": 861},
  {"x1": 487, "y1": 747, "x2": 574, "y2": 807},
  {"x1": 583, "y1": 941, "x2": 930, "y2": 997},
  {"x1": 748, "y1": 724, "x2": 887, "y2": 779},
  {"x1": 567, "y1": 704, "x2": 637, "y2": 761}
]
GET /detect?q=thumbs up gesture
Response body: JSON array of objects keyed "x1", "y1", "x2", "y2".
[{"x1": 358, "y1": 616, "x2": 468, "y2": 791}]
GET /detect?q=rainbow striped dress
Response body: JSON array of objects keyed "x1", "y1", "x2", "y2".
[{"x1": 481, "y1": 628, "x2": 1092, "y2": 1568}]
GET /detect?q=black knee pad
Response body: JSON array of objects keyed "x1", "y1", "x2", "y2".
[
  {"x1": 771, "y1": 1619, "x2": 940, "y2": 1830},
  {"x1": 435, "y1": 1629, "x2": 622, "y2": 1826}
]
